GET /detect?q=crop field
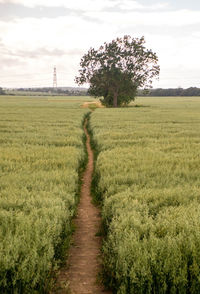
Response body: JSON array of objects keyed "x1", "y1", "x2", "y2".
[
  {"x1": 91, "y1": 97, "x2": 200, "y2": 293},
  {"x1": 1, "y1": 96, "x2": 200, "y2": 293},
  {"x1": 0, "y1": 96, "x2": 89, "y2": 293}
]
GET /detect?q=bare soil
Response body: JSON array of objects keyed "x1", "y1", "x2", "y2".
[
  {"x1": 54, "y1": 119, "x2": 112, "y2": 294},
  {"x1": 81, "y1": 102, "x2": 104, "y2": 108}
]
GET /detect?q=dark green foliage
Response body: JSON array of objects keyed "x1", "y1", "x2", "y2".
[
  {"x1": 89, "y1": 68, "x2": 138, "y2": 107},
  {"x1": 76, "y1": 35, "x2": 159, "y2": 107},
  {"x1": 138, "y1": 87, "x2": 200, "y2": 97},
  {"x1": 0, "y1": 87, "x2": 5, "y2": 95}
]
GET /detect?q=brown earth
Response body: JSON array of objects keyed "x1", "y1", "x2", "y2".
[
  {"x1": 48, "y1": 100, "x2": 87, "y2": 102},
  {"x1": 54, "y1": 118, "x2": 112, "y2": 294},
  {"x1": 81, "y1": 101, "x2": 104, "y2": 108}
]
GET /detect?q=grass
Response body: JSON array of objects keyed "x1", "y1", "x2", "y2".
[
  {"x1": 90, "y1": 97, "x2": 200, "y2": 293},
  {"x1": 1, "y1": 95, "x2": 200, "y2": 293},
  {"x1": 0, "y1": 96, "x2": 89, "y2": 293}
]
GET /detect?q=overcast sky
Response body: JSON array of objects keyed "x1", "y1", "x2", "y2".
[{"x1": 0, "y1": 0, "x2": 200, "y2": 88}]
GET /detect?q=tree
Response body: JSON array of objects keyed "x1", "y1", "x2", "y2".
[
  {"x1": 0, "y1": 87, "x2": 5, "y2": 95},
  {"x1": 75, "y1": 35, "x2": 160, "y2": 107}
]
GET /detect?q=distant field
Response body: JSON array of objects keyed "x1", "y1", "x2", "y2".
[
  {"x1": 91, "y1": 97, "x2": 200, "y2": 293},
  {"x1": 5, "y1": 90, "x2": 89, "y2": 97},
  {"x1": 0, "y1": 96, "x2": 90, "y2": 292}
]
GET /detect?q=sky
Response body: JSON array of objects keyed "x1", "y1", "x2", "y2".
[{"x1": 0, "y1": 0, "x2": 200, "y2": 89}]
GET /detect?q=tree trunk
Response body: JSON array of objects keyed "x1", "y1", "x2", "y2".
[{"x1": 113, "y1": 92, "x2": 118, "y2": 108}]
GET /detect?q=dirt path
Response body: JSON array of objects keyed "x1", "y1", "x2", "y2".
[{"x1": 55, "y1": 118, "x2": 112, "y2": 294}]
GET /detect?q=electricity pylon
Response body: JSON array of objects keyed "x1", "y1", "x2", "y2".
[{"x1": 53, "y1": 66, "x2": 57, "y2": 88}]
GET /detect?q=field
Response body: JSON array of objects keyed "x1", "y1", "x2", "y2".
[
  {"x1": 91, "y1": 97, "x2": 200, "y2": 293},
  {"x1": 1, "y1": 96, "x2": 200, "y2": 293},
  {"x1": 0, "y1": 96, "x2": 90, "y2": 293}
]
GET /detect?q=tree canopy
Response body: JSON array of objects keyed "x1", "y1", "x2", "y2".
[
  {"x1": 75, "y1": 35, "x2": 160, "y2": 107},
  {"x1": 138, "y1": 87, "x2": 200, "y2": 97},
  {"x1": 0, "y1": 87, "x2": 5, "y2": 95}
]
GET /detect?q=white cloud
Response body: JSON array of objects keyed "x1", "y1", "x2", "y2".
[
  {"x1": 85, "y1": 9, "x2": 200, "y2": 27},
  {"x1": 0, "y1": 15, "x2": 115, "y2": 51},
  {"x1": 0, "y1": 15, "x2": 115, "y2": 87},
  {"x1": 0, "y1": 0, "x2": 169, "y2": 12},
  {"x1": 0, "y1": 0, "x2": 113, "y2": 11},
  {"x1": 0, "y1": 1, "x2": 200, "y2": 88},
  {"x1": 115, "y1": 0, "x2": 169, "y2": 11}
]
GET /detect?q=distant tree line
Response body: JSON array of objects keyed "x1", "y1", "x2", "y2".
[
  {"x1": 0, "y1": 87, "x2": 5, "y2": 95},
  {"x1": 138, "y1": 87, "x2": 200, "y2": 97},
  {"x1": 17, "y1": 87, "x2": 89, "y2": 96},
  {"x1": 2, "y1": 86, "x2": 200, "y2": 97},
  {"x1": 18, "y1": 87, "x2": 200, "y2": 97}
]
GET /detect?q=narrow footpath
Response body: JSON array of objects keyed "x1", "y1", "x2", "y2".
[{"x1": 55, "y1": 118, "x2": 112, "y2": 294}]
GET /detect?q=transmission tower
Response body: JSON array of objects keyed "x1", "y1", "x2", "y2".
[{"x1": 53, "y1": 66, "x2": 57, "y2": 88}]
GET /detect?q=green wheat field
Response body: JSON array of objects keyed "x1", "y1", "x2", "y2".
[{"x1": 1, "y1": 96, "x2": 200, "y2": 293}]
